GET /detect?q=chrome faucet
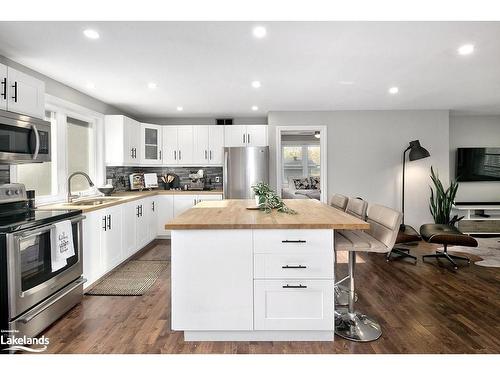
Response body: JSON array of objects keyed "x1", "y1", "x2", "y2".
[{"x1": 67, "y1": 172, "x2": 95, "y2": 202}]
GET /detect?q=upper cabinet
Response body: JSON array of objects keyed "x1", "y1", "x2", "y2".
[
  {"x1": 224, "y1": 125, "x2": 268, "y2": 147},
  {"x1": 0, "y1": 63, "x2": 45, "y2": 119},
  {"x1": 162, "y1": 126, "x2": 193, "y2": 165},
  {"x1": 105, "y1": 115, "x2": 142, "y2": 166},
  {"x1": 141, "y1": 123, "x2": 162, "y2": 165},
  {"x1": 193, "y1": 125, "x2": 224, "y2": 165}
]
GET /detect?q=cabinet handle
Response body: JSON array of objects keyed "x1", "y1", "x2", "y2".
[
  {"x1": 282, "y1": 265, "x2": 307, "y2": 269},
  {"x1": 107, "y1": 214, "x2": 111, "y2": 230},
  {"x1": 159, "y1": 150, "x2": 162, "y2": 160},
  {"x1": 152, "y1": 201, "x2": 155, "y2": 212},
  {"x1": 11, "y1": 81, "x2": 18, "y2": 102},
  {"x1": 134, "y1": 148, "x2": 137, "y2": 158},
  {"x1": 209, "y1": 150, "x2": 212, "y2": 160},
  {"x1": 102, "y1": 216, "x2": 107, "y2": 231},
  {"x1": 193, "y1": 198, "x2": 196, "y2": 205},
  {"x1": 205, "y1": 150, "x2": 207, "y2": 160},
  {"x1": 136, "y1": 205, "x2": 140, "y2": 217},
  {"x1": 243, "y1": 133, "x2": 246, "y2": 143},
  {"x1": 247, "y1": 133, "x2": 250, "y2": 144},
  {"x1": 179, "y1": 150, "x2": 181, "y2": 160},
  {"x1": 1, "y1": 77, "x2": 6, "y2": 100},
  {"x1": 282, "y1": 284, "x2": 307, "y2": 289},
  {"x1": 140, "y1": 205, "x2": 143, "y2": 216},
  {"x1": 131, "y1": 148, "x2": 134, "y2": 158},
  {"x1": 281, "y1": 240, "x2": 307, "y2": 243},
  {"x1": 174, "y1": 150, "x2": 177, "y2": 160}
]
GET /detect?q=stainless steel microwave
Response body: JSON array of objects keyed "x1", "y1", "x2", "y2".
[{"x1": 0, "y1": 109, "x2": 51, "y2": 164}]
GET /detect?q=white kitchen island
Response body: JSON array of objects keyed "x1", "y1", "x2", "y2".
[{"x1": 165, "y1": 199, "x2": 369, "y2": 341}]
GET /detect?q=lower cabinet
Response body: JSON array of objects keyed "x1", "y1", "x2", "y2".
[
  {"x1": 122, "y1": 202, "x2": 138, "y2": 259},
  {"x1": 254, "y1": 280, "x2": 334, "y2": 330},
  {"x1": 136, "y1": 199, "x2": 149, "y2": 249},
  {"x1": 100, "y1": 205, "x2": 123, "y2": 271},
  {"x1": 157, "y1": 195, "x2": 174, "y2": 237}
]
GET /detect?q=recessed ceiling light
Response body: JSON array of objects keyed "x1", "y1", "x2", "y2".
[
  {"x1": 147, "y1": 82, "x2": 157, "y2": 89},
  {"x1": 251, "y1": 105, "x2": 259, "y2": 111},
  {"x1": 176, "y1": 106, "x2": 183, "y2": 112},
  {"x1": 85, "y1": 82, "x2": 95, "y2": 89},
  {"x1": 339, "y1": 81, "x2": 354, "y2": 85},
  {"x1": 251, "y1": 80, "x2": 261, "y2": 89},
  {"x1": 83, "y1": 29, "x2": 100, "y2": 40},
  {"x1": 252, "y1": 26, "x2": 267, "y2": 39},
  {"x1": 458, "y1": 44, "x2": 474, "y2": 55},
  {"x1": 388, "y1": 87, "x2": 399, "y2": 95}
]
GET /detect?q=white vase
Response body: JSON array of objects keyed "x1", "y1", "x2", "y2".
[{"x1": 255, "y1": 195, "x2": 260, "y2": 206}]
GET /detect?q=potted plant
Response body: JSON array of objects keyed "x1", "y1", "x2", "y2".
[
  {"x1": 429, "y1": 167, "x2": 463, "y2": 226},
  {"x1": 252, "y1": 182, "x2": 297, "y2": 214}
]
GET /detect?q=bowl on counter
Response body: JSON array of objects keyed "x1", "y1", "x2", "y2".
[{"x1": 98, "y1": 186, "x2": 115, "y2": 196}]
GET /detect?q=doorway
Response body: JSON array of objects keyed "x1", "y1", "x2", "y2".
[{"x1": 276, "y1": 126, "x2": 327, "y2": 203}]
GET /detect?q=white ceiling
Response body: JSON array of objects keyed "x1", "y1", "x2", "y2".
[{"x1": 0, "y1": 21, "x2": 500, "y2": 117}]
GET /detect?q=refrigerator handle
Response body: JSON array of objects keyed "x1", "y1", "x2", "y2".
[{"x1": 223, "y1": 149, "x2": 228, "y2": 199}]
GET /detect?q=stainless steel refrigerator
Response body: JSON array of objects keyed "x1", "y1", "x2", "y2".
[{"x1": 223, "y1": 146, "x2": 269, "y2": 199}]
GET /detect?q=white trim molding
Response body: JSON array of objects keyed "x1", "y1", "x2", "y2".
[{"x1": 275, "y1": 125, "x2": 328, "y2": 203}]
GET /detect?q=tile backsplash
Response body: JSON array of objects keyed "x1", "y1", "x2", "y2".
[{"x1": 106, "y1": 166, "x2": 223, "y2": 191}]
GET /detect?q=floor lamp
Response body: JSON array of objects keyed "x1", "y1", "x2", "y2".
[{"x1": 388, "y1": 140, "x2": 430, "y2": 262}]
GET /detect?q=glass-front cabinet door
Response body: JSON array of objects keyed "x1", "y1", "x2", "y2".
[{"x1": 140, "y1": 123, "x2": 162, "y2": 165}]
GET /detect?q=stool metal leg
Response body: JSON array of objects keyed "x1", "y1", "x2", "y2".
[
  {"x1": 334, "y1": 251, "x2": 358, "y2": 306},
  {"x1": 334, "y1": 251, "x2": 382, "y2": 342}
]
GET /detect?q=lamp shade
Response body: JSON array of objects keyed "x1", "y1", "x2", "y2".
[{"x1": 408, "y1": 140, "x2": 430, "y2": 161}]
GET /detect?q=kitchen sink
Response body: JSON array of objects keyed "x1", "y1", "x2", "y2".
[{"x1": 66, "y1": 197, "x2": 121, "y2": 206}]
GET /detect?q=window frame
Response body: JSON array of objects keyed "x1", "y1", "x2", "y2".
[{"x1": 11, "y1": 94, "x2": 105, "y2": 205}]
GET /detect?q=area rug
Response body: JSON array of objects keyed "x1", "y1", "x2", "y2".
[
  {"x1": 438, "y1": 237, "x2": 500, "y2": 268},
  {"x1": 85, "y1": 260, "x2": 169, "y2": 296}
]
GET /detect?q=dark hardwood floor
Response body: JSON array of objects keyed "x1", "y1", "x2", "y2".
[{"x1": 42, "y1": 239, "x2": 500, "y2": 354}]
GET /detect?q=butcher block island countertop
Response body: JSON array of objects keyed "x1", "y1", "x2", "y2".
[{"x1": 165, "y1": 199, "x2": 369, "y2": 230}]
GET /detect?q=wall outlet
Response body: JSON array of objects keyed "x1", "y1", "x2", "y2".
[{"x1": 215, "y1": 176, "x2": 220, "y2": 183}]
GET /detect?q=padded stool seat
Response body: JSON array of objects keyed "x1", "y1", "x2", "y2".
[{"x1": 420, "y1": 224, "x2": 478, "y2": 270}]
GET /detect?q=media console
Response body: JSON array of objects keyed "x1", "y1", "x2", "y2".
[{"x1": 453, "y1": 203, "x2": 500, "y2": 235}]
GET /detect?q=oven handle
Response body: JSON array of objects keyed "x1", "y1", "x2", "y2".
[
  {"x1": 17, "y1": 277, "x2": 86, "y2": 324},
  {"x1": 16, "y1": 215, "x2": 85, "y2": 240},
  {"x1": 32, "y1": 125, "x2": 40, "y2": 160}
]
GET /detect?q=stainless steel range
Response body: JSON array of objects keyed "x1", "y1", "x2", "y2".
[{"x1": 0, "y1": 183, "x2": 85, "y2": 350}]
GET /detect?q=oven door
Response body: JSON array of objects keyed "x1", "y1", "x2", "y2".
[
  {"x1": 0, "y1": 110, "x2": 51, "y2": 163},
  {"x1": 6, "y1": 216, "x2": 84, "y2": 319}
]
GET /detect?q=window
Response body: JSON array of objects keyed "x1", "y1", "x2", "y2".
[
  {"x1": 282, "y1": 144, "x2": 321, "y2": 184},
  {"x1": 67, "y1": 116, "x2": 95, "y2": 193},
  {"x1": 13, "y1": 96, "x2": 103, "y2": 204},
  {"x1": 16, "y1": 111, "x2": 58, "y2": 197}
]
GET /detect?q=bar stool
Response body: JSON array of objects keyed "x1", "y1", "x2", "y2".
[
  {"x1": 329, "y1": 193, "x2": 348, "y2": 211},
  {"x1": 334, "y1": 197, "x2": 368, "y2": 306},
  {"x1": 334, "y1": 204, "x2": 402, "y2": 342}
]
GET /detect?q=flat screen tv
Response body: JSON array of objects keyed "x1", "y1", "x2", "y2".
[{"x1": 456, "y1": 147, "x2": 500, "y2": 181}]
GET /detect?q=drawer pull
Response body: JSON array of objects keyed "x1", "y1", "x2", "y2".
[
  {"x1": 282, "y1": 265, "x2": 307, "y2": 269},
  {"x1": 282, "y1": 284, "x2": 307, "y2": 289},
  {"x1": 281, "y1": 240, "x2": 307, "y2": 244}
]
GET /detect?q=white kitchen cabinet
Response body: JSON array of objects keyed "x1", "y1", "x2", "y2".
[
  {"x1": 1, "y1": 66, "x2": 45, "y2": 119},
  {"x1": 147, "y1": 196, "x2": 158, "y2": 241},
  {"x1": 193, "y1": 125, "x2": 224, "y2": 165},
  {"x1": 100, "y1": 205, "x2": 123, "y2": 271},
  {"x1": 122, "y1": 201, "x2": 138, "y2": 259},
  {"x1": 173, "y1": 195, "x2": 197, "y2": 217},
  {"x1": 171, "y1": 229, "x2": 253, "y2": 330},
  {"x1": 254, "y1": 280, "x2": 334, "y2": 331},
  {"x1": 141, "y1": 123, "x2": 162, "y2": 165},
  {"x1": 224, "y1": 125, "x2": 267, "y2": 147},
  {"x1": 161, "y1": 126, "x2": 193, "y2": 165},
  {"x1": 157, "y1": 195, "x2": 174, "y2": 237},
  {"x1": 82, "y1": 210, "x2": 104, "y2": 288},
  {"x1": 135, "y1": 199, "x2": 150, "y2": 249},
  {"x1": 105, "y1": 115, "x2": 141, "y2": 166},
  {"x1": 0, "y1": 63, "x2": 7, "y2": 111}
]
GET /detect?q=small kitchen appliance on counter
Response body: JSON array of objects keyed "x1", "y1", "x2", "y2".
[
  {"x1": 144, "y1": 173, "x2": 159, "y2": 189},
  {"x1": 129, "y1": 173, "x2": 145, "y2": 190},
  {"x1": 0, "y1": 183, "x2": 85, "y2": 351},
  {"x1": 188, "y1": 169, "x2": 205, "y2": 191}
]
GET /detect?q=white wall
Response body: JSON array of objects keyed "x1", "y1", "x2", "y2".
[
  {"x1": 450, "y1": 115, "x2": 500, "y2": 203},
  {"x1": 268, "y1": 110, "x2": 450, "y2": 229}
]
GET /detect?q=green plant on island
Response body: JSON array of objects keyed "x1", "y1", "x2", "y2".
[{"x1": 252, "y1": 182, "x2": 297, "y2": 214}]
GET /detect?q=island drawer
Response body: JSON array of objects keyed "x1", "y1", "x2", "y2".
[
  {"x1": 254, "y1": 253, "x2": 334, "y2": 279},
  {"x1": 253, "y1": 229, "x2": 333, "y2": 254},
  {"x1": 254, "y1": 280, "x2": 334, "y2": 330}
]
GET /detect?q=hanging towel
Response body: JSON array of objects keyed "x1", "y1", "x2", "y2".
[{"x1": 51, "y1": 220, "x2": 75, "y2": 272}]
